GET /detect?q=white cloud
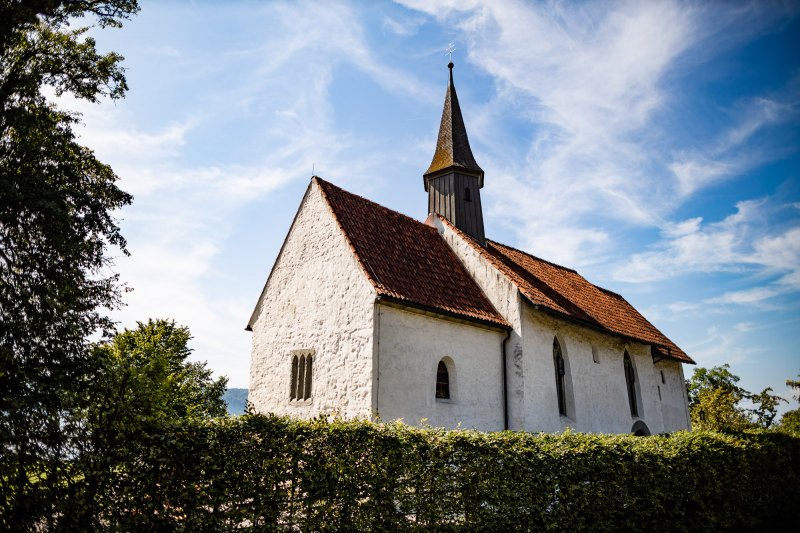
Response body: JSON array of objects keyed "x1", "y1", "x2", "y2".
[
  {"x1": 614, "y1": 198, "x2": 800, "y2": 311},
  {"x1": 397, "y1": 1, "x2": 796, "y2": 269},
  {"x1": 684, "y1": 324, "x2": 761, "y2": 367},
  {"x1": 383, "y1": 14, "x2": 425, "y2": 36},
  {"x1": 54, "y1": 0, "x2": 440, "y2": 385},
  {"x1": 670, "y1": 96, "x2": 794, "y2": 197},
  {"x1": 704, "y1": 286, "x2": 784, "y2": 307}
]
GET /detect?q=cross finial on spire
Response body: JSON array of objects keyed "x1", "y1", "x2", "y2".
[{"x1": 446, "y1": 42, "x2": 456, "y2": 63}]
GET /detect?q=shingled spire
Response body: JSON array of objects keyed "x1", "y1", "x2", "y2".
[{"x1": 424, "y1": 61, "x2": 486, "y2": 243}]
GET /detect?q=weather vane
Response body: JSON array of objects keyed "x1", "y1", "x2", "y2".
[{"x1": 446, "y1": 42, "x2": 456, "y2": 63}]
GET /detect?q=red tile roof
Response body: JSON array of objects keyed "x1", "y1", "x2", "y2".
[
  {"x1": 315, "y1": 178, "x2": 510, "y2": 330},
  {"x1": 440, "y1": 218, "x2": 694, "y2": 364}
]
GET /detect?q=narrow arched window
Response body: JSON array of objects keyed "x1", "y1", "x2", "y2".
[
  {"x1": 436, "y1": 360, "x2": 450, "y2": 399},
  {"x1": 553, "y1": 338, "x2": 566, "y2": 416},
  {"x1": 624, "y1": 352, "x2": 638, "y2": 417},
  {"x1": 464, "y1": 187, "x2": 472, "y2": 202},
  {"x1": 297, "y1": 355, "x2": 306, "y2": 400}
]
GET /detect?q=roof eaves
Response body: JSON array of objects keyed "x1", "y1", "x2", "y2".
[{"x1": 376, "y1": 294, "x2": 511, "y2": 331}]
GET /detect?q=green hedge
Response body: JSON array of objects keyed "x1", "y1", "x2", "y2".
[{"x1": 53, "y1": 416, "x2": 800, "y2": 530}]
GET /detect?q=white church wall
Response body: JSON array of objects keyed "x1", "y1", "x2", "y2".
[
  {"x1": 521, "y1": 309, "x2": 689, "y2": 434},
  {"x1": 656, "y1": 359, "x2": 693, "y2": 432},
  {"x1": 432, "y1": 217, "x2": 527, "y2": 430},
  {"x1": 376, "y1": 305, "x2": 506, "y2": 431},
  {"x1": 248, "y1": 181, "x2": 376, "y2": 420},
  {"x1": 431, "y1": 214, "x2": 691, "y2": 435}
]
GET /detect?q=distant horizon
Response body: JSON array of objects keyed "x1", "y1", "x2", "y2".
[{"x1": 62, "y1": 1, "x2": 799, "y2": 416}]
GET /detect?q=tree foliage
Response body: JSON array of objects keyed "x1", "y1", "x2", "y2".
[
  {"x1": 687, "y1": 365, "x2": 786, "y2": 432},
  {"x1": 778, "y1": 371, "x2": 800, "y2": 435},
  {"x1": 89, "y1": 319, "x2": 228, "y2": 435},
  {"x1": 0, "y1": 1, "x2": 138, "y2": 528}
]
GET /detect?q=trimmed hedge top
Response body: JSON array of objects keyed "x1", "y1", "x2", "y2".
[{"x1": 48, "y1": 415, "x2": 800, "y2": 531}]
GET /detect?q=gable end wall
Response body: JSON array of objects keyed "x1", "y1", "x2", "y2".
[{"x1": 248, "y1": 181, "x2": 376, "y2": 419}]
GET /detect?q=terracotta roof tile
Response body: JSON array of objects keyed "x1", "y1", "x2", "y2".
[
  {"x1": 315, "y1": 178, "x2": 509, "y2": 329},
  {"x1": 440, "y1": 218, "x2": 693, "y2": 364}
]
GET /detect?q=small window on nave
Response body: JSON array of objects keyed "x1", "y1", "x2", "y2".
[{"x1": 436, "y1": 360, "x2": 450, "y2": 399}]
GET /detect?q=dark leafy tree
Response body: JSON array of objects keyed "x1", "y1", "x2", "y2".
[
  {"x1": 0, "y1": 1, "x2": 138, "y2": 528},
  {"x1": 74, "y1": 320, "x2": 227, "y2": 527}
]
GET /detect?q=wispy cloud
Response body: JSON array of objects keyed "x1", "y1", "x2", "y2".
[
  {"x1": 399, "y1": 0, "x2": 796, "y2": 269},
  {"x1": 685, "y1": 325, "x2": 762, "y2": 367},
  {"x1": 53, "y1": 0, "x2": 439, "y2": 384},
  {"x1": 614, "y1": 198, "x2": 800, "y2": 312},
  {"x1": 670, "y1": 95, "x2": 795, "y2": 197},
  {"x1": 383, "y1": 14, "x2": 426, "y2": 36}
]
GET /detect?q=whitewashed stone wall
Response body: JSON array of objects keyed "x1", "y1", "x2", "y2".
[
  {"x1": 376, "y1": 305, "x2": 506, "y2": 431},
  {"x1": 248, "y1": 181, "x2": 376, "y2": 419},
  {"x1": 657, "y1": 359, "x2": 692, "y2": 431},
  {"x1": 521, "y1": 308, "x2": 690, "y2": 434},
  {"x1": 431, "y1": 216, "x2": 526, "y2": 430}
]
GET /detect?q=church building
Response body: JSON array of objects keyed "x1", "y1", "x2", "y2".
[{"x1": 247, "y1": 62, "x2": 694, "y2": 435}]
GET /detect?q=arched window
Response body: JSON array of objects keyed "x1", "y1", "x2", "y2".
[
  {"x1": 624, "y1": 351, "x2": 638, "y2": 417},
  {"x1": 553, "y1": 338, "x2": 567, "y2": 416},
  {"x1": 436, "y1": 360, "x2": 450, "y2": 399}
]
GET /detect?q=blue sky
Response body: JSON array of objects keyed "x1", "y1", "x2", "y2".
[{"x1": 63, "y1": 1, "x2": 799, "y2": 413}]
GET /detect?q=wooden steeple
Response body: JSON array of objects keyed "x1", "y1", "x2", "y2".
[{"x1": 424, "y1": 61, "x2": 486, "y2": 243}]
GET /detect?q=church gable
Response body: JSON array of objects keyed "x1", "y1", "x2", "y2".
[{"x1": 247, "y1": 180, "x2": 377, "y2": 419}]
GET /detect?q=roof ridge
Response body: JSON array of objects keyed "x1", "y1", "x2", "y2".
[
  {"x1": 596, "y1": 285, "x2": 624, "y2": 300},
  {"x1": 440, "y1": 218, "x2": 691, "y2": 363},
  {"x1": 314, "y1": 176, "x2": 437, "y2": 234}
]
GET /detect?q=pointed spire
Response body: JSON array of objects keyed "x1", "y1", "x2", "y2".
[{"x1": 423, "y1": 61, "x2": 484, "y2": 191}]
